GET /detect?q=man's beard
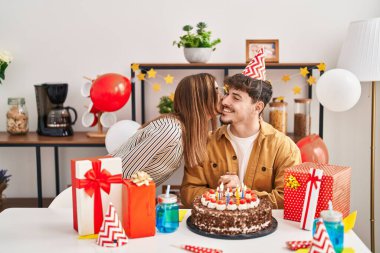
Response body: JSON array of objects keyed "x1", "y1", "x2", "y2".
[{"x1": 219, "y1": 116, "x2": 232, "y2": 125}]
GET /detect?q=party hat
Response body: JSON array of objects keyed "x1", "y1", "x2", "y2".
[
  {"x1": 242, "y1": 47, "x2": 266, "y2": 80},
  {"x1": 309, "y1": 220, "x2": 335, "y2": 253},
  {"x1": 96, "y1": 202, "x2": 128, "y2": 247}
]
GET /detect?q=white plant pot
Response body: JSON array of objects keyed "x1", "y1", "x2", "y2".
[{"x1": 183, "y1": 48, "x2": 212, "y2": 63}]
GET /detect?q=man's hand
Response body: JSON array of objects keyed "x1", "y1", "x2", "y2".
[{"x1": 218, "y1": 174, "x2": 240, "y2": 189}]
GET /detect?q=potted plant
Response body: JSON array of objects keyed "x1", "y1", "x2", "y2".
[
  {"x1": 0, "y1": 51, "x2": 12, "y2": 84},
  {"x1": 157, "y1": 95, "x2": 174, "y2": 114},
  {"x1": 0, "y1": 169, "x2": 11, "y2": 211},
  {"x1": 173, "y1": 22, "x2": 221, "y2": 63}
]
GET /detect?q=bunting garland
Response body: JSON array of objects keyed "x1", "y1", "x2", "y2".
[{"x1": 130, "y1": 62, "x2": 325, "y2": 105}]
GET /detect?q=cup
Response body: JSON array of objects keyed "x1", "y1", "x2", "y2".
[{"x1": 82, "y1": 111, "x2": 98, "y2": 127}]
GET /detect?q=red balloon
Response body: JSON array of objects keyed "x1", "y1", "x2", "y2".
[
  {"x1": 296, "y1": 134, "x2": 329, "y2": 164},
  {"x1": 90, "y1": 73, "x2": 131, "y2": 112}
]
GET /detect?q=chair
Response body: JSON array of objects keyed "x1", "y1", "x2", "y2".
[{"x1": 49, "y1": 186, "x2": 72, "y2": 209}]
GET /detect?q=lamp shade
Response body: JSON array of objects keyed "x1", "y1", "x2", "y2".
[{"x1": 337, "y1": 17, "x2": 380, "y2": 81}]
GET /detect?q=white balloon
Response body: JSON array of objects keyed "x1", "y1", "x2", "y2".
[
  {"x1": 105, "y1": 120, "x2": 141, "y2": 153},
  {"x1": 316, "y1": 69, "x2": 361, "y2": 112}
]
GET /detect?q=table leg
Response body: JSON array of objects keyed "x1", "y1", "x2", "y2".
[
  {"x1": 54, "y1": 147, "x2": 60, "y2": 195},
  {"x1": 35, "y1": 146, "x2": 43, "y2": 207}
]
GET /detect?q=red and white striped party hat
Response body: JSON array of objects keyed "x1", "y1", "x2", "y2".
[
  {"x1": 242, "y1": 47, "x2": 266, "y2": 80},
  {"x1": 309, "y1": 220, "x2": 335, "y2": 253},
  {"x1": 96, "y1": 202, "x2": 128, "y2": 247}
]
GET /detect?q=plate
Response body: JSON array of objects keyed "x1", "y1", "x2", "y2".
[{"x1": 186, "y1": 216, "x2": 278, "y2": 240}]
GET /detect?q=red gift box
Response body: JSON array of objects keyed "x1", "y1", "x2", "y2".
[
  {"x1": 122, "y1": 179, "x2": 156, "y2": 238},
  {"x1": 71, "y1": 156, "x2": 123, "y2": 235},
  {"x1": 284, "y1": 162, "x2": 351, "y2": 222}
]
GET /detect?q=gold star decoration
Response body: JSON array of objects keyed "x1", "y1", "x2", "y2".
[
  {"x1": 300, "y1": 67, "x2": 310, "y2": 77},
  {"x1": 223, "y1": 84, "x2": 229, "y2": 94},
  {"x1": 131, "y1": 63, "x2": 140, "y2": 72},
  {"x1": 292, "y1": 85, "x2": 302, "y2": 95},
  {"x1": 137, "y1": 73, "x2": 145, "y2": 81},
  {"x1": 277, "y1": 96, "x2": 285, "y2": 101},
  {"x1": 164, "y1": 74, "x2": 174, "y2": 84},
  {"x1": 317, "y1": 62, "x2": 326, "y2": 72},
  {"x1": 281, "y1": 74, "x2": 291, "y2": 83},
  {"x1": 147, "y1": 68, "x2": 157, "y2": 78},
  {"x1": 307, "y1": 76, "x2": 317, "y2": 86},
  {"x1": 152, "y1": 83, "x2": 161, "y2": 92},
  {"x1": 169, "y1": 93, "x2": 175, "y2": 101}
]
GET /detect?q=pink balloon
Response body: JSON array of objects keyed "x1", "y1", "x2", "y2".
[
  {"x1": 296, "y1": 134, "x2": 329, "y2": 164},
  {"x1": 90, "y1": 73, "x2": 131, "y2": 112}
]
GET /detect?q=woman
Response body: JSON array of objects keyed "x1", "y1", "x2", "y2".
[{"x1": 111, "y1": 73, "x2": 220, "y2": 186}]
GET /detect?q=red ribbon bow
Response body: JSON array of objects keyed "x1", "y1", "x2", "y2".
[
  {"x1": 74, "y1": 160, "x2": 122, "y2": 233},
  {"x1": 306, "y1": 170, "x2": 322, "y2": 189}
]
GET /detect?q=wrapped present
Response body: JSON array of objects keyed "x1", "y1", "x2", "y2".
[
  {"x1": 300, "y1": 168, "x2": 323, "y2": 230},
  {"x1": 71, "y1": 156, "x2": 123, "y2": 236},
  {"x1": 284, "y1": 162, "x2": 351, "y2": 222},
  {"x1": 122, "y1": 172, "x2": 156, "y2": 238}
]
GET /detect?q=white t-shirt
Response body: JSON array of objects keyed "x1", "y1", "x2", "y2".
[{"x1": 227, "y1": 125, "x2": 259, "y2": 181}]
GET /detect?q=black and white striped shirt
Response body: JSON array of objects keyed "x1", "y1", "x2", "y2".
[{"x1": 111, "y1": 117, "x2": 183, "y2": 186}]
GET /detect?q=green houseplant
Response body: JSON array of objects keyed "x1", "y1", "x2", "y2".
[
  {"x1": 157, "y1": 95, "x2": 174, "y2": 114},
  {"x1": 173, "y1": 22, "x2": 221, "y2": 63}
]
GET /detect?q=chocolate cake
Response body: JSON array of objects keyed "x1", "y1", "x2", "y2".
[{"x1": 190, "y1": 188, "x2": 273, "y2": 236}]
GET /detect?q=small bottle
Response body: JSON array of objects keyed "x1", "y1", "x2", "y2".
[
  {"x1": 313, "y1": 201, "x2": 344, "y2": 253},
  {"x1": 6, "y1": 97, "x2": 29, "y2": 135},
  {"x1": 294, "y1": 98, "x2": 311, "y2": 138},
  {"x1": 269, "y1": 97, "x2": 288, "y2": 134},
  {"x1": 156, "y1": 185, "x2": 179, "y2": 233}
]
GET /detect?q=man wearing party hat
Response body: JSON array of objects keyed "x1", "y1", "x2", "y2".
[{"x1": 181, "y1": 48, "x2": 301, "y2": 208}]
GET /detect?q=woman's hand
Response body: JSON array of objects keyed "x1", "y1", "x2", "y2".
[{"x1": 218, "y1": 173, "x2": 240, "y2": 189}]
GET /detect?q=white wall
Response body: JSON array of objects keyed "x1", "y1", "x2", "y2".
[{"x1": 0, "y1": 0, "x2": 379, "y2": 250}]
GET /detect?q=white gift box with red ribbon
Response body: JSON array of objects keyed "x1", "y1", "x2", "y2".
[
  {"x1": 71, "y1": 156, "x2": 123, "y2": 236},
  {"x1": 300, "y1": 168, "x2": 323, "y2": 230}
]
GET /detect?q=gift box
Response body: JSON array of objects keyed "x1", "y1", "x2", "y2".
[
  {"x1": 284, "y1": 162, "x2": 351, "y2": 222},
  {"x1": 71, "y1": 156, "x2": 123, "y2": 236},
  {"x1": 122, "y1": 178, "x2": 156, "y2": 238}
]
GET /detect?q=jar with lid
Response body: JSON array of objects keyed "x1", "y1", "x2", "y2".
[
  {"x1": 294, "y1": 98, "x2": 311, "y2": 138},
  {"x1": 269, "y1": 97, "x2": 288, "y2": 134},
  {"x1": 6, "y1": 97, "x2": 29, "y2": 135},
  {"x1": 156, "y1": 192, "x2": 179, "y2": 233},
  {"x1": 312, "y1": 202, "x2": 344, "y2": 253}
]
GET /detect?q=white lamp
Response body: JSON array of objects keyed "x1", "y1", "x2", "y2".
[{"x1": 337, "y1": 17, "x2": 380, "y2": 253}]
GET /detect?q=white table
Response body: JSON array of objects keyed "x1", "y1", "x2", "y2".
[{"x1": 0, "y1": 208, "x2": 370, "y2": 253}]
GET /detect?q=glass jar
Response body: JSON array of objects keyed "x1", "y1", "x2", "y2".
[
  {"x1": 6, "y1": 97, "x2": 29, "y2": 135},
  {"x1": 269, "y1": 97, "x2": 288, "y2": 134},
  {"x1": 294, "y1": 98, "x2": 311, "y2": 138},
  {"x1": 313, "y1": 210, "x2": 344, "y2": 253},
  {"x1": 156, "y1": 193, "x2": 179, "y2": 233}
]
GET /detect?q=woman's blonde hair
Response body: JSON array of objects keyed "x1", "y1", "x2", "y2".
[{"x1": 173, "y1": 73, "x2": 219, "y2": 168}]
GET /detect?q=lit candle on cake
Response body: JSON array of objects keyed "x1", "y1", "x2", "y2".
[
  {"x1": 219, "y1": 182, "x2": 224, "y2": 200},
  {"x1": 235, "y1": 187, "x2": 240, "y2": 205},
  {"x1": 216, "y1": 187, "x2": 219, "y2": 201},
  {"x1": 226, "y1": 190, "x2": 230, "y2": 205}
]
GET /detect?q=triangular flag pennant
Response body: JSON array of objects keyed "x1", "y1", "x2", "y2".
[
  {"x1": 242, "y1": 47, "x2": 266, "y2": 80},
  {"x1": 309, "y1": 220, "x2": 335, "y2": 253},
  {"x1": 96, "y1": 202, "x2": 128, "y2": 247}
]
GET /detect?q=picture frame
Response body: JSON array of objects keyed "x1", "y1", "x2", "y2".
[{"x1": 246, "y1": 39, "x2": 279, "y2": 63}]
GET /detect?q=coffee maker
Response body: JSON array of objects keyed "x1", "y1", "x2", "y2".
[{"x1": 34, "y1": 83, "x2": 77, "y2": 136}]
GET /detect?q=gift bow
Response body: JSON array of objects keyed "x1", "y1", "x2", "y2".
[
  {"x1": 131, "y1": 171, "x2": 153, "y2": 186},
  {"x1": 286, "y1": 175, "x2": 300, "y2": 190},
  {"x1": 76, "y1": 161, "x2": 122, "y2": 197},
  {"x1": 306, "y1": 170, "x2": 322, "y2": 189}
]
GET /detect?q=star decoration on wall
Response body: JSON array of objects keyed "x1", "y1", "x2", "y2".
[
  {"x1": 277, "y1": 96, "x2": 285, "y2": 101},
  {"x1": 137, "y1": 73, "x2": 145, "y2": 81},
  {"x1": 147, "y1": 68, "x2": 157, "y2": 78},
  {"x1": 292, "y1": 85, "x2": 302, "y2": 94},
  {"x1": 164, "y1": 74, "x2": 174, "y2": 84},
  {"x1": 317, "y1": 62, "x2": 326, "y2": 72},
  {"x1": 307, "y1": 76, "x2": 316, "y2": 86},
  {"x1": 169, "y1": 93, "x2": 175, "y2": 101},
  {"x1": 152, "y1": 83, "x2": 161, "y2": 91},
  {"x1": 299, "y1": 67, "x2": 310, "y2": 77},
  {"x1": 281, "y1": 74, "x2": 291, "y2": 83},
  {"x1": 131, "y1": 63, "x2": 140, "y2": 72}
]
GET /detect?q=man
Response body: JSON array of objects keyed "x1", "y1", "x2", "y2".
[{"x1": 181, "y1": 73, "x2": 301, "y2": 209}]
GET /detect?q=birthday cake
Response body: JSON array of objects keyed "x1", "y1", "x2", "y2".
[{"x1": 190, "y1": 186, "x2": 273, "y2": 236}]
